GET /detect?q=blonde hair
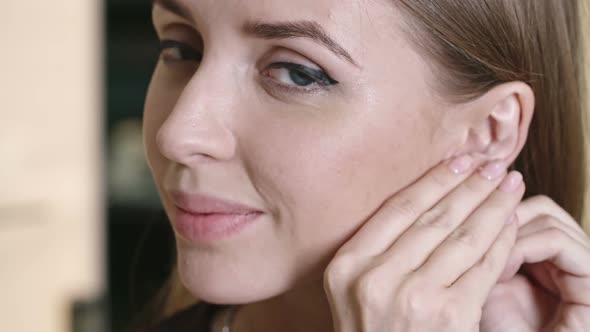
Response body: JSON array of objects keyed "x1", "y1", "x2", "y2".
[
  {"x1": 151, "y1": 0, "x2": 590, "y2": 322},
  {"x1": 396, "y1": 0, "x2": 588, "y2": 224}
]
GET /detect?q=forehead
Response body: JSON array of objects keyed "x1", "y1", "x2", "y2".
[
  {"x1": 178, "y1": 0, "x2": 375, "y2": 19},
  {"x1": 154, "y1": 0, "x2": 405, "y2": 66}
]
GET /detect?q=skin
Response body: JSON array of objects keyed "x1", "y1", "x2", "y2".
[{"x1": 143, "y1": 0, "x2": 590, "y2": 331}]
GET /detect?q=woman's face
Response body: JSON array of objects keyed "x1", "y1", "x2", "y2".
[{"x1": 144, "y1": 0, "x2": 464, "y2": 303}]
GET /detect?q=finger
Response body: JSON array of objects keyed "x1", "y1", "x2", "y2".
[
  {"x1": 450, "y1": 218, "x2": 518, "y2": 305},
  {"x1": 517, "y1": 215, "x2": 590, "y2": 250},
  {"x1": 502, "y1": 228, "x2": 590, "y2": 305},
  {"x1": 504, "y1": 226, "x2": 590, "y2": 278},
  {"x1": 377, "y1": 161, "x2": 507, "y2": 273},
  {"x1": 418, "y1": 171, "x2": 525, "y2": 285},
  {"x1": 516, "y1": 195, "x2": 584, "y2": 233},
  {"x1": 340, "y1": 155, "x2": 485, "y2": 256}
]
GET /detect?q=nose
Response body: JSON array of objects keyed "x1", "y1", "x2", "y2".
[{"x1": 155, "y1": 67, "x2": 238, "y2": 165}]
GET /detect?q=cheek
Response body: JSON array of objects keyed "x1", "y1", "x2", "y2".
[{"x1": 244, "y1": 104, "x2": 440, "y2": 264}]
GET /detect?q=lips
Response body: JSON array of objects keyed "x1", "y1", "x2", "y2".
[
  {"x1": 168, "y1": 191, "x2": 263, "y2": 242},
  {"x1": 169, "y1": 191, "x2": 262, "y2": 214}
]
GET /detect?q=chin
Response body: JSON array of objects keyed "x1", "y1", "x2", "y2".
[{"x1": 176, "y1": 247, "x2": 293, "y2": 305}]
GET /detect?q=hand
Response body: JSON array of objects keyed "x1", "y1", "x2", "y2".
[
  {"x1": 323, "y1": 156, "x2": 525, "y2": 332},
  {"x1": 480, "y1": 196, "x2": 590, "y2": 332}
]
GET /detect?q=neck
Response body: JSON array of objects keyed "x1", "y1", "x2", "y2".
[{"x1": 230, "y1": 278, "x2": 335, "y2": 332}]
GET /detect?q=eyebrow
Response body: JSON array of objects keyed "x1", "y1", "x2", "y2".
[{"x1": 152, "y1": 0, "x2": 360, "y2": 68}]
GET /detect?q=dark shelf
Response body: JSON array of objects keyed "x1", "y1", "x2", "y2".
[
  {"x1": 107, "y1": 1, "x2": 171, "y2": 331},
  {"x1": 107, "y1": 204, "x2": 175, "y2": 332}
]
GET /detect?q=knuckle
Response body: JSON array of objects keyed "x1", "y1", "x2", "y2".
[
  {"x1": 353, "y1": 268, "x2": 386, "y2": 307},
  {"x1": 446, "y1": 226, "x2": 478, "y2": 249},
  {"x1": 463, "y1": 176, "x2": 488, "y2": 193},
  {"x1": 414, "y1": 205, "x2": 453, "y2": 230},
  {"x1": 387, "y1": 196, "x2": 421, "y2": 220},
  {"x1": 529, "y1": 194, "x2": 554, "y2": 207},
  {"x1": 430, "y1": 170, "x2": 452, "y2": 189},
  {"x1": 525, "y1": 195, "x2": 559, "y2": 213},
  {"x1": 395, "y1": 282, "x2": 477, "y2": 328},
  {"x1": 545, "y1": 227, "x2": 567, "y2": 247},
  {"x1": 323, "y1": 268, "x2": 341, "y2": 290},
  {"x1": 398, "y1": 290, "x2": 425, "y2": 317},
  {"x1": 442, "y1": 297, "x2": 481, "y2": 328},
  {"x1": 395, "y1": 279, "x2": 431, "y2": 319},
  {"x1": 536, "y1": 214, "x2": 558, "y2": 228},
  {"x1": 523, "y1": 195, "x2": 581, "y2": 231},
  {"x1": 480, "y1": 249, "x2": 501, "y2": 272},
  {"x1": 438, "y1": 303, "x2": 461, "y2": 327},
  {"x1": 324, "y1": 255, "x2": 355, "y2": 288}
]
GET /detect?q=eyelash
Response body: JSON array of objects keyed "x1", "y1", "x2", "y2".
[{"x1": 158, "y1": 39, "x2": 339, "y2": 96}]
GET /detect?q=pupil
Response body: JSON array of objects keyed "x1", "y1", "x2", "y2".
[
  {"x1": 289, "y1": 70, "x2": 314, "y2": 86},
  {"x1": 174, "y1": 48, "x2": 185, "y2": 59}
]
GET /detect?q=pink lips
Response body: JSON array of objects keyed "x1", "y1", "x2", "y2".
[{"x1": 169, "y1": 191, "x2": 262, "y2": 242}]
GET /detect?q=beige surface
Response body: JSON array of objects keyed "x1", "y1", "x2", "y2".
[{"x1": 0, "y1": 1, "x2": 104, "y2": 332}]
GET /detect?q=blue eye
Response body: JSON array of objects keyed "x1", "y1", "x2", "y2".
[
  {"x1": 157, "y1": 39, "x2": 339, "y2": 96},
  {"x1": 158, "y1": 39, "x2": 202, "y2": 63},
  {"x1": 266, "y1": 62, "x2": 338, "y2": 88}
]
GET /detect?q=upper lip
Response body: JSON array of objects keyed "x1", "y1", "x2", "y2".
[{"x1": 169, "y1": 191, "x2": 262, "y2": 214}]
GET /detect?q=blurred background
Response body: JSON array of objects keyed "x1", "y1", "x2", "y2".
[
  {"x1": 1, "y1": 1, "x2": 590, "y2": 332},
  {"x1": 105, "y1": 1, "x2": 174, "y2": 332},
  {"x1": 1, "y1": 0, "x2": 173, "y2": 331}
]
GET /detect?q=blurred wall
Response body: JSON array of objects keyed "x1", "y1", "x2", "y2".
[{"x1": 0, "y1": 1, "x2": 105, "y2": 332}]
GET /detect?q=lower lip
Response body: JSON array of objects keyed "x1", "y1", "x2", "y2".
[{"x1": 173, "y1": 207, "x2": 262, "y2": 242}]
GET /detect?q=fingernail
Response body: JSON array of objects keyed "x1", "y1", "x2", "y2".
[
  {"x1": 478, "y1": 160, "x2": 506, "y2": 180},
  {"x1": 448, "y1": 155, "x2": 473, "y2": 174},
  {"x1": 499, "y1": 171, "x2": 523, "y2": 193}
]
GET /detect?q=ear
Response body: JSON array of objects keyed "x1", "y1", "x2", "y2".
[{"x1": 453, "y1": 82, "x2": 535, "y2": 166}]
